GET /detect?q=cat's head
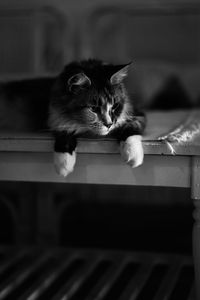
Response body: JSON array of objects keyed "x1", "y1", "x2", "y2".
[{"x1": 49, "y1": 59, "x2": 132, "y2": 136}]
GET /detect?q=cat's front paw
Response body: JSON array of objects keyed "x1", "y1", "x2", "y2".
[
  {"x1": 54, "y1": 151, "x2": 76, "y2": 177},
  {"x1": 120, "y1": 135, "x2": 144, "y2": 168}
]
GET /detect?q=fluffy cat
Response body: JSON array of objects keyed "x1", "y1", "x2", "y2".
[{"x1": 48, "y1": 59, "x2": 146, "y2": 177}]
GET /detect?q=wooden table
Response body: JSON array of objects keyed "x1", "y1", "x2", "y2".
[{"x1": 0, "y1": 110, "x2": 199, "y2": 299}]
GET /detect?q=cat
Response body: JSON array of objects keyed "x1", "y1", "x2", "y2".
[{"x1": 48, "y1": 59, "x2": 146, "y2": 177}]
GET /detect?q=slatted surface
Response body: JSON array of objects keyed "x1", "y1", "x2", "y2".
[{"x1": 0, "y1": 247, "x2": 194, "y2": 300}]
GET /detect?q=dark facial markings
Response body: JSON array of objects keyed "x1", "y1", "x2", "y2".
[
  {"x1": 87, "y1": 90, "x2": 123, "y2": 124},
  {"x1": 76, "y1": 85, "x2": 124, "y2": 132}
]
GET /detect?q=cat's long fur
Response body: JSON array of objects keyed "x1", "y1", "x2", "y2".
[{"x1": 48, "y1": 59, "x2": 146, "y2": 176}]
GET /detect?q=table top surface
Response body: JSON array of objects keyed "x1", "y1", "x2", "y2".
[
  {"x1": 0, "y1": 110, "x2": 198, "y2": 186},
  {"x1": 0, "y1": 109, "x2": 200, "y2": 156}
]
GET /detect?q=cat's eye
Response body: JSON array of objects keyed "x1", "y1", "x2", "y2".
[
  {"x1": 112, "y1": 102, "x2": 120, "y2": 110},
  {"x1": 90, "y1": 106, "x2": 100, "y2": 113}
]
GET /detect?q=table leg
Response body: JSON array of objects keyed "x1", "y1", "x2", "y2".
[{"x1": 192, "y1": 156, "x2": 200, "y2": 300}]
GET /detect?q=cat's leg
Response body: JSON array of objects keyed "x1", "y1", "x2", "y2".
[
  {"x1": 113, "y1": 117, "x2": 146, "y2": 168},
  {"x1": 54, "y1": 131, "x2": 77, "y2": 177}
]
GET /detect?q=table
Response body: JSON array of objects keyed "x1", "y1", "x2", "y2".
[{"x1": 0, "y1": 110, "x2": 199, "y2": 299}]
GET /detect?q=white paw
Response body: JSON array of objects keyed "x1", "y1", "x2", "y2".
[
  {"x1": 120, "y1": 135, "x2": 144, "y2": 168},
  {"x1": 54, "y1": 151, "x2": 76, "y2": 177}
]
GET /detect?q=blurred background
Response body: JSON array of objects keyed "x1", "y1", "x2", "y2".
[{"x1": 0, "y1": 0, "x2": 198, "y2": 255}]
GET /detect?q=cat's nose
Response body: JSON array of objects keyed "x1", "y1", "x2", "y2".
[
  {"x1": 103, "y1": 114, "x2": 112, "y2": 128},
  {"x1": 104, "y1": 122, "x2": 112, "y2": 129}
]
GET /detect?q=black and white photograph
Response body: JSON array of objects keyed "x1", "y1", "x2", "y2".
[{"x1": 0, "y1": 0, "x2": 199, "y2": 299}]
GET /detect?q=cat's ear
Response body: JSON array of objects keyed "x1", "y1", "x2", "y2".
[
  {"x1": 110, "y1": 62, "x2": 132, "y2": 85},
  {"x1": 67, "y1": 72, "x2": 91, "y2": 92}
]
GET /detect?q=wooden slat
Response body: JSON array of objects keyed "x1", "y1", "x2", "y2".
[
  {"x1": 119, "y1": 263, "x2": 154, "y2": 300},
  {"x1": 0, "y1": 252, "x2": 50, "y2": 299},
  {"x1": 86, "y1": 262, "x2": 117, "y2": 300},
  {"x1": 0, "y1": 248, "x2": 193, "y2": 300},
  {"x1": 51, "y1": 257, "x2": 100, "y2": 300},
  {"x1": 70, "y1": 259, "x2": 112, "y2": 300},
  {"x1": 85, "y1": 258, "x2": 130, "y2": 300},
  {"x1": 19, "y1": 253, "x2": 69, "y2": 300},
  {"x1": 152, "y1": 259, "x2": 182, "y2": 300},
  {"x1": 20, "y1": 253, "x2": 79, "y2": 300}
]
